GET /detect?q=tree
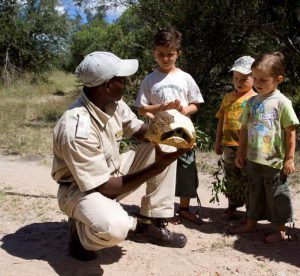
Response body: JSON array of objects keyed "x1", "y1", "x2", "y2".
[
  {"x1": 0, "y1": 0, "x2": 71, "y2": 82},
  {"x1": 119, "y1": 0, "x2": 300, "y2": 134},
  {"x1": 68, "y1": 0, "x2": 300, "y2": 140}
]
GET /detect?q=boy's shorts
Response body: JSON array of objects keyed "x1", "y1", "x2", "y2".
[
  {"x1": 175, "y1": 150, "x2": 199, "y2": 198},
  {"x1": 246, "y1": 160, "x2": 293, "y2": 224},
  {"x1": 223, "y1": 146, "x2": 247, "y2": 208}
]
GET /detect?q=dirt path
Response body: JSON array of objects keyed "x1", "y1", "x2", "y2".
[{"x1": 0, "y1": 153, "x2": 299, "y2": 276}]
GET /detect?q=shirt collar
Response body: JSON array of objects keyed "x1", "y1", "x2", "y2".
[
  {"x1": 258, "y1": 89, "x2": 280, "y2": 99},
  {"x1": 80, "y1": 90, "x2": 117, "y2": 128}
]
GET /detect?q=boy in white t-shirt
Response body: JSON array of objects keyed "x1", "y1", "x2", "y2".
[{"x1": 135, "y1": 28, "x2": 204, "y2": 225}]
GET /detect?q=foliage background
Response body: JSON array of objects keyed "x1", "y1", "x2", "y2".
[{"x1": 0, "y1": 0, "x2": 299, "y2": 153}]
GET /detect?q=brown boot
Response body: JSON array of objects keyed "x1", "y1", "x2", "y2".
[
  {"x1": 130, "y1": 217, "x2": 187, "y2": 248},
  {"x1": 68, "y1": 218, "x2": 97, "y2": 261}
]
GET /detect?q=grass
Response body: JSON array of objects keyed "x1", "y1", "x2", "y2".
[
  {"x1": 0, "y1": 193, "x2": 61, "y2": 223},
  {"x1": 0, "y1": 71, "x2": 79, "y2": 158}
]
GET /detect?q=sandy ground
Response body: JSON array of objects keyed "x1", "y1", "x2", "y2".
[{"x1": 0, "y1": 152, "x2": 299, "y2": 276}]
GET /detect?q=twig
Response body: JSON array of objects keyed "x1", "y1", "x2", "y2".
[{"x1": 2, "y1": 191, "x2": 56, "y2": 199}]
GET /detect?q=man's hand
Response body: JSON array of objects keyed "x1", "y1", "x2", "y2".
[
  {"x1": 145, "y1": 112, "x2": 155, "y2": 119},
  {"x1": 154, "y1": 143, "x2": 194, "y2": 169}
]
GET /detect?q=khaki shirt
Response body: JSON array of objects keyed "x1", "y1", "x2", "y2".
[{"x1": 52, "y1": 91, "x2": 144, "y2": 192}]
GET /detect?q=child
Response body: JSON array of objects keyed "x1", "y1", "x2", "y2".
[
  {"x1": 135, "y1": 28, "x2": 204, "y2": 225},
  {"x1": 231, "y1": 52, "x2": 299, "y2": 243},
  {"x1": 215, "y1": 56, "x2": 256, "y2": 220}
]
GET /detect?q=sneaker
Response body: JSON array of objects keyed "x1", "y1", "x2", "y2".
[
  {"x1": 130, "y1": 218, "x2": 187, "y2": 248},
  {"x1": 68, "y1": 218, "x2": 97, "y2": 261}
]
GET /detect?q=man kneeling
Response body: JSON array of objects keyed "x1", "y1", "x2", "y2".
[{"x1": 51, "y1": 52, "x2": 191, "y2": 261}]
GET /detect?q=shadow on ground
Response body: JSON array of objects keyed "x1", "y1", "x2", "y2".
[
  {"x1": 1, "y1": 222, "x2": 125, "y2": 276},
  {"x1": 231, "y1": 223, "x2": 300, "y2": 268},
  {"x1": 181, "y1": 204, "x2": 300, "y2": 269},
  {"x1": 123, "y1": 202, "x2": 300, "y2": 268}
]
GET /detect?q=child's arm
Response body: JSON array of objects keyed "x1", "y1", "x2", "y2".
[
  {"x1": 283, "y1": 125, "x2": 297, "y2": 175},
  {"x1": 235, "y1": 124, "x2": 247, "y2": 168},
  {"x1": 214, "y1": 118, "x2": 223, "y2": 155},
  {"x1": 138, "y1": 99, "x2": 182, "y2": 117},
  {"x1": 138, "y1": 104, "x2": 164, "y2": 117},
  {"x1": 179, "y1": 103, "x2": 199, "y2": 116}
]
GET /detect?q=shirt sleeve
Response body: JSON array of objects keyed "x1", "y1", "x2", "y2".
[
  {"x1": 118, "y1": 100, "x2": 144, "y2": 137},
  {"x1": 135, "y1": 77, "x2": 151, "y2": 107},
  {"x1": 187, "y1": 75, "x2": 204, "y2": 104},
  {"x1": 280, "y1": 100, "x2": 299, "y2": 128},
  {"x1": 60, "y1": 129, "x2": 111, "y2": 193}
]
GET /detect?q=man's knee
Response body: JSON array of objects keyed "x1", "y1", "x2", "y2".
[{"x1": 91, "y1": 215, "x2": 133, "y2": 245}]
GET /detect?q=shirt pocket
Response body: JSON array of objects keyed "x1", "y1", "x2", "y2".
[{"x1": 114, "y1": 129, "x2": 123, "y2": 142}]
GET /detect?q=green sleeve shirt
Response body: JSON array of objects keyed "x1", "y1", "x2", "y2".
[{"x1": 241, "y1": 90, "x2": 299, "y2": 169}]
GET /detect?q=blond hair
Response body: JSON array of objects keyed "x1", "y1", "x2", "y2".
[{"x1": 251, "y1": 52, "x2": 285, "y2": 77}]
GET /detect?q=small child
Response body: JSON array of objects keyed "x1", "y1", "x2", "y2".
[
  {"x1": 135, "y1": 28, "x2": 204, "y2": 225},
  {"x1": 231, "y1": 52, "x2": 299, "y2": 243},
  {"x1": 215, "y1": 56, "x2": 256, "y2": 220}
]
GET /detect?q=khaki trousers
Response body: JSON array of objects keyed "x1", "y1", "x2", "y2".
[{"x1": 57, "y1": 143, "x2": 177, "y2": 251}]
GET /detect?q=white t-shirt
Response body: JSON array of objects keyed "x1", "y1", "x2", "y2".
[{"x1": 135, "y1": 69, "x2": 204, "y2": 107}]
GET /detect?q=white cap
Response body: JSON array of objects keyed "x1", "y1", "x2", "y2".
[
  {"x1": 75, "y1": 51, "x2": 139, "y2": 87},
  {"x1": 229, "y1": 56, "x2": 255, "y2": 74}
]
